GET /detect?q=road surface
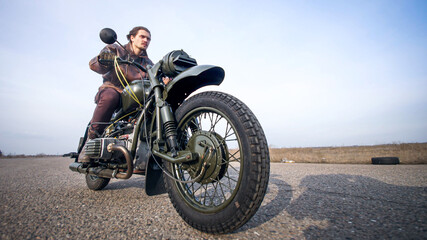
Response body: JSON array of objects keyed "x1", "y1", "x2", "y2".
[{"x1": 0, "y1": 157, "x2": 426, "y2": 239}]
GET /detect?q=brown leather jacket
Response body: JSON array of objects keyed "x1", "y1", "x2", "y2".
[{"x1": 89, "y1": 43, "x2": 153, "y2": 93}]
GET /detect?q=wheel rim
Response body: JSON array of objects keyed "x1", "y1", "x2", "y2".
[{"x1": 173, "y1": 107, "x2": 244, "y2": 213}]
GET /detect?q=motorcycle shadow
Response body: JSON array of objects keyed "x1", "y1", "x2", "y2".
[
  {"x1": 238, "y1": 174, "x2": 293, "y2": 232},
  {"x1": 104, "y1": 175, "x2": 146, "y2": 191},
  {"x1": 285, "y1": 174, "x2": 427, "y2": 239}
]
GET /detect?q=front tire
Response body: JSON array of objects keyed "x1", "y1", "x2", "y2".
[{"x1": 164, "y1": 91, "x2": 270, "y2": 233}]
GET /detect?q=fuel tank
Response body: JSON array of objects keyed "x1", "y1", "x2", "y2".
[{"x1": 121, "y1": 79, "x2": 151, "y2": 112}]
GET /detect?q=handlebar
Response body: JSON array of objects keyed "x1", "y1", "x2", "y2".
[
  {"x1": 117, "y1": 58, "x2": 148, "y2": 73},
  {"x1": 101, "y1": 57, "x2": 147, "y2": 73}
]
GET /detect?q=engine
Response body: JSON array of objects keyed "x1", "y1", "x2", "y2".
[
  {"x1": 85, "y1": 138, "x2": 127, "y2": 160},
  {"x1": 86, "y1": 118, "x2": 136, "y2": 161}
]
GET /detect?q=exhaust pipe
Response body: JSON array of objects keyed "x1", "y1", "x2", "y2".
[
  {"x1": 69, "y1": 144, "x2": 133, "y2": 179},
  {"x1": 108, "y1": 144, "x2": 133, "y2": 179},
  {"x1": 69, "y1": 162, "x2": 118, "y2": 178}
]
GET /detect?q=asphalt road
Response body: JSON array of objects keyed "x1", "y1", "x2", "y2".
[{"x1": 0, "y1": 157, "x2": 426, "y2": 239}]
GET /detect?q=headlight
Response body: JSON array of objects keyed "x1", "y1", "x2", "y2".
[{"x1": 161, "y1": 50, "x2": 197, "y2": 77}]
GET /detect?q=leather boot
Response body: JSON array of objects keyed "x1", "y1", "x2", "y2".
[
  {"x1": 78, "y1": 140, "x2": 91, "y2": 163},
  {"x1": 78, "y1": 129, "x2": 96, "y2": 163}
]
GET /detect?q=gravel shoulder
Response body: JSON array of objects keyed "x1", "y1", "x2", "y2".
[{"x1": 0, "y1": 157, "x2": 426, "y2": 239}]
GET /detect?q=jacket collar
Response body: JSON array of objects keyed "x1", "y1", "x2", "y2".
[{"x1": 124, "y1": 43, "x2": 148, "y2": 58}]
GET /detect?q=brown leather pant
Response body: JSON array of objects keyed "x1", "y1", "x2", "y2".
[{"x1": 89, "y1": 87, "x2": 120, "y2": 139}]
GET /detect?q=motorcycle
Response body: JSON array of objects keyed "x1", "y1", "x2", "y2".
[{"x1": 67, "y1": 28, "x2": 270, "y2": 234}]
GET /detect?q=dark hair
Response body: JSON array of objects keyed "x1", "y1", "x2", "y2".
[{"x1": 126, "y1": 26, "x2": 151, "y2": 41}]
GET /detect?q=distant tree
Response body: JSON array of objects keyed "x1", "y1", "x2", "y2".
[{"x1": 0, "y1": 150, "x2": 2, "y2": 157}]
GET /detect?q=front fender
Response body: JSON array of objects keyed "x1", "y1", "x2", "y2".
[
  {"x1": 145, "y1": 158, "x2": 166, "y2": 196},
  {"x1": 163, "y1": 65, "x2": 224, "y2": 109}
]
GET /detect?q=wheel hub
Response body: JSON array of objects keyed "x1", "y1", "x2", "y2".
[{"x1": 183, "y1": 131, "x2": 228, "y2": 184}]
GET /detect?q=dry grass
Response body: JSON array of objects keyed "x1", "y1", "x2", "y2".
[{"x1": 269, "y1": 143, "x2": 427, "y2": 164}]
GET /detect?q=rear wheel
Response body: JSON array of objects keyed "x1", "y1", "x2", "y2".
[
  {"x1": 163, "y1": 91, "x2": 270, "y2": 233},
  {"x1": 85, "y1": 174, "x2": 110, "y2": 191}
]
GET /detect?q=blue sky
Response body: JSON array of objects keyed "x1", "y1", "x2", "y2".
[{"x1": 0, "y1": 0, "x2": 426, "y2": 154}]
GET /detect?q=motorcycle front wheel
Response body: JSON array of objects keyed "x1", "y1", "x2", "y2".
[{"x1": 163, "y1": 91, "x2": 270, "y2": 234}]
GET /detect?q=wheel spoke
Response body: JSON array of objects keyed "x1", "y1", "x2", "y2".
[
  {"x1": 209, "y1": 113, "x2": 223, "y2": 132},
  {"x1": 223, "y1": 173, "x2": 238, "y2": 183},
  {"x1": 217, "y1": 179, "x2": 227, "y2": 202},
  {"x1": 224, "y1": 122, "x2": 235, "y2": 140},
  {"x1": 215, "y1": 179, "x2": 234, "y2": 191},
  {"x1": 229, "y1": 150, "x2": 241, "y2": 163}
]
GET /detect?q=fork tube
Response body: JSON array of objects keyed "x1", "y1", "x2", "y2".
[
  {"x1": 155, "y1": 88, "x2": 163, "y2": 140},
  {"x1": 146, "y1": 63, "x2": 178, "y2": 152},
  {"x1": 146, "y1": 63, "x2": 164, "y2": 141}
]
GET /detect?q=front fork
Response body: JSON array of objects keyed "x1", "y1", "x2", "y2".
[
  {"x1": 148, "y1": 63, "x2": 179, "y2": 157},
  {"x1": 156, "y1": 88, "x2": 179, "y2": 157}
]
